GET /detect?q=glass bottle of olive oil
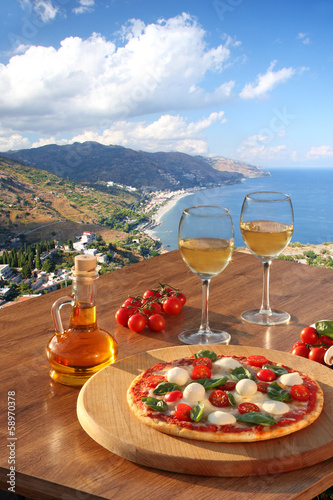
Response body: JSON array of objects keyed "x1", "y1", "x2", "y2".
[{"x1": 46, "y1": 255, "x2": 118, "y2": 387}]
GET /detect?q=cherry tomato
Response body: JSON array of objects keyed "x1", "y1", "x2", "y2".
[
  {"x1": 146, "y1": 375, "x2": 166, "y2": 388},
  {"x1": 208, "y1": 389, "x2": 229, "y2": 407},
  {"x1": 220, "y1": 380, "x2": 237, "y2": 391},
  {"x1": 175, "y1": 403, "x2": 192, "y2": 421},
  {"x1": 292, "y1": 341, "x2": 307, "y2": 350},
  {"x1": 176, "y1": 292, "x2": 187, "y2": 306},
  {"x1": 122, "y1": 297, "x2": 142, "y2": 309},
  {"x1": 142, "y1": 300, "x2": 162, "y2": 316},
  {"x1": 292, "y1": 345, "x2": 311, "y2": 358},
  {"x1": 320, "y1": 334, "x2": 333, "y2": 346},
  {"x1": 308, "y1": 347, "x2": 326, "y2": 365},
  {"x1": 246, "y1": 355, "x2": 268, "y2": 367},
  {"x1": 143, "y1": 289, "x2": 162, "y2": 299},
  {"x1": 192, "y1": 364, "x2": 212, "y2": 380},
  {"x1": 162, "y1": 296, "x2": 182, "y2": 315},
  {"x1": 238, "y1": 402, "x2": 260, "y2": 414},
  {"x1": 193, "y1": 357, "x2": 213, "y2": 369},
  {"x1": 256, "y1": 368, "x2": 276, "y2": 382},
  {"x1": 256, "y1": 382, "x2": 269, "y2": 393},
  {"x1": 300, "y1": 326, "x2": 318, "y2": 345},
  {"x1": 147, "y1": 314, "x2": 165, "y2": 332},
  {"x1": 128, "y1": 313, "x2": 147, "y2": 333},
  {"x1": 290, "y1": 384, "x2": 311, "y2": 401},
  {"x1": 164, "y1": 390, "x2": 183, "y2": 402},
  {"x1": 115, "y1": 307, "x2": 132, "y2": 326}
]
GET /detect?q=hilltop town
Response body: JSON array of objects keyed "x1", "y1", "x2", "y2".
[{"x1": 0, "y1": 227, "x2": 161, "y2": 307}]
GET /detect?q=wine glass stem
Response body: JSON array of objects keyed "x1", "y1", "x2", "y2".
[
  {"x1": 260, "y1": 261, "x2": 272, "y2": 316},
  {"x1": 200, "y1": 278, "x2": 211, "y2": 333}
]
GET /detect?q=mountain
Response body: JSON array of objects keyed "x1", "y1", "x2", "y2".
[
  {"x1": 1, "y1": 142, "x2": 268, "y2": 191},
  {"x1": 204, "y1": 157, "x2": 270, "y2": 178},
  {"x1": 0, "y1": 156, "x2": 139, "y2": 245}
]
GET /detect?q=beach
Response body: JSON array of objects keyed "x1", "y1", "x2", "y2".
[{"x1": 143, "y1": 188, "x2": 197, "y2": 237}]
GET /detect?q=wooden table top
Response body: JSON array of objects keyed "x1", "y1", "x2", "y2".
[{"x1": 1, "y1": 250, "x2": 333, "y2": 500}]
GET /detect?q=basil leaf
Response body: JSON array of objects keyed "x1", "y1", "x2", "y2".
[
  {"x1": 230, "y1": 366, "x2": 256, "y2": 382},
  {"x1": 262, "y1": 364, "x2": 288, "y2": 376},
  {"x1": 237, "y1": 412, "x2": 277, "y2": 427},
  {"x1": 194, "y1": 350, "x2": 217, "y2": 362},
  {"x1": 196, "y1": 376, "x2": 228, "y2": 390},
  {"x1": 225, "y1": 391, "x2": 236, "y2": 406},
  {"x1": 190, "y1": 402, "x2": 204, "y2": 422},
  {"x1": 267, "y1": 382, "x2": 292, "y2": 402},
  {"x1": 141, "y1": 397, "x2": 168, "y2": 412},
  {"x1": 315, "y1": 320, "x2": 333, "y2": 339},
  {"x1": 153, "y1": 382, "x2": 181, "y2": 395}
]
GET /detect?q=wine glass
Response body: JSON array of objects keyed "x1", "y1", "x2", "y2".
[
  {"x1": 240, "y1": 191, "x2": 294, "y2": 325},
  {"x1": 178, "y1": 205, "x2": 234, "y2": 345}
]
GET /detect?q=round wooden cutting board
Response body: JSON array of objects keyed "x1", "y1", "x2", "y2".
[{"x1": 77, "y1": 345, "x2": 333, "y2": 477}]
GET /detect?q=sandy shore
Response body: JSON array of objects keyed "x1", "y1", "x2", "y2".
[{"x1": 143, "y1": 188, "x2": 196, "y2": 237}]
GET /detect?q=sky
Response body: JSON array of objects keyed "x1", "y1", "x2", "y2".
[{"x1": 0, "y1": 0, "x2": 332, "y2": 168}]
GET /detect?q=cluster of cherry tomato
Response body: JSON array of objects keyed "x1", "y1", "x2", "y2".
[
  {"x1": 291, "y1": 325, "x2": 333, "y2": 365},
  {"x1": 115, "y1": 283, "x2": 186, "y2": 333}
]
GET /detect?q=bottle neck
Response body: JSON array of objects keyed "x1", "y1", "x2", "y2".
[{"x1": 69, "y1": 274, "x2": 98, "y2": 329}]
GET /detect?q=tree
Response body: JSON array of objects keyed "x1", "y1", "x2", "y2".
[
  {"x1": 21, "y1": 263, "x2": 32, "y2": 279},
  {"x1": 67, "y1": 239, "x2": 74, "y2": 250},
  {"x1": 42, "y1": 258, "x2": 54, "y2": 273},
  {"x1": 35, "y1": 251, "x2": 42, "y2": 270}
]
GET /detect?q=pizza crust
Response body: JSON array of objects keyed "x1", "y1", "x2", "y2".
[{"x1": 127, "y1": 358, "x2": 324, "y2": 443}]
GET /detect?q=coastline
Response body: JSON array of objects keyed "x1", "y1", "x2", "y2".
[{"x1": 142, "y1": 188, "x2": 197, "y2": 237}]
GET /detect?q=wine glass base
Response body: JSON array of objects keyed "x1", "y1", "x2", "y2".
[
  {"x1": 241, "y1": 309, "x2": 291, "y2": 326},
  {"x1": 178, "y1": 329, "x2": 231, "y2": 345}
]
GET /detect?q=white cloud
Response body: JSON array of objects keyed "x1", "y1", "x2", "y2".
[
  {"x1": 306, "y1": 145, "x2": 333, "y2": 158},
  {"x1": 239, "y1": 61, "x2": 296, "y2": 99},
  {"x1": 297, "y1": 32, "x2": 311, "y2": 45},
  {"x1": 0, "y1": 14, "x2": 233, "y2": 137},
  {"x1": 31, "y1": 112, "x2": 227, "y2": 155},
  {"x1": 34, "y1": 0, "x2": 59, "y2": 22},
  {"x1": 237, "y1": 133, "x2": 293, "y2": 161},
  {"x1": 73, "y1": 0, "x2": 95, "y2": 15},
  {"x1": 0, "y1": 133, "x2": 30, "y2": 151},
  {"x1": 18, "y1": 0, "x2": 60, "y2": 23}
]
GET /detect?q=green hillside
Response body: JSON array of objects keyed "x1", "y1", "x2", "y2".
[{"x1": 0, "y1": 156, "x2": 141, "y2": 246}]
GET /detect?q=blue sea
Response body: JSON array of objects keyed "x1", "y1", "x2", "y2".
[{"x1": 150, "y1": 167, "x2": 333, "y2": 249}]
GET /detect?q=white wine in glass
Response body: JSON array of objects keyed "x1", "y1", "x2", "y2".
[
  {"x1": 240, "y1": 192, "x2": 294, "y2": 325},
  {"x1": 178, "y1": 206, "x2": 234, "y2": 345}
]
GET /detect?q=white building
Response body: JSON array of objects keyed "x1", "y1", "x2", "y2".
[
  {"x1": 81, "y1": 232, "x2": 97, "y2": 244},
  {"x1": 0, "y1": 264, "x2": 14, "y2": 280},
  {"x1": 73, "y1": 232, "x2": 97, "y2": 252}
]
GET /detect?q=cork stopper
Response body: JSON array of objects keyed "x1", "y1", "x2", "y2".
[{"x1": 74, "y1": 254, "x2": 97, "y2": 274}]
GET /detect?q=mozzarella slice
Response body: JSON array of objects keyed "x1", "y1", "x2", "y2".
[
  {"x1": 236, "y1": 379, "x2": 257, "y2": 397},
  {"x1": 166, "y1": 367, "x2": 189, "y2": 386},
  {"x1": 214, "y1": 357, "x2": 243, "y2": 371},
  {"x1": 263, "y1": 401, "x2": 290, "y2": 415},
  {"x1": 207, "y1": 411, "x2": 237, "y2": 425},
  {"x1": 183, "y1": 382, "x2": 205, "y2": 403},
  {"x1": 279, "y1": 372, "x2": 303, "y2": 386}
]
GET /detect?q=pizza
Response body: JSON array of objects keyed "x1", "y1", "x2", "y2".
[{"x1": 127, "y1": 349, "x2": 324, "y2": 442}]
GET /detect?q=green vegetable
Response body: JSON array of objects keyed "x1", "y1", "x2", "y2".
[
  {"x1": 262, "y1": 364, "x2": 288, "y2": 376},
  {"x1": 237, "y1": 412, "x2": 277, "y2": 427},
  {"x1": 267, "y1": 382, "x2": 292, "y2": 402},
  {"x1": 190, "y1": 402, "x2": 204, "y2": 422},
  {"x1": 230, "y1": 366, "x2": 256, "y2": 382},
  {"x1": 195, "y1": 376, "x2": 228, "y2": 390},
  {"x1": 315, "y1": 320, "x2": 333, "y2": 339},
  {"x1": 225, "y1": 391, "x2": 236, "y2": 406},
  {"x1": 194, "y1": 350, "x2": 217, "y2": 362},
  {"x1": 141, "y1": 397, "x2": 168, "y2": 412},
  {"x1": 153, "y1": 382, "x2": 181, "y2": 395}
]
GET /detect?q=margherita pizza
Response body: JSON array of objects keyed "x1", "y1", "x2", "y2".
[{"x1": 127, "y1": 349, "x2": 324, "y2": 442}]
